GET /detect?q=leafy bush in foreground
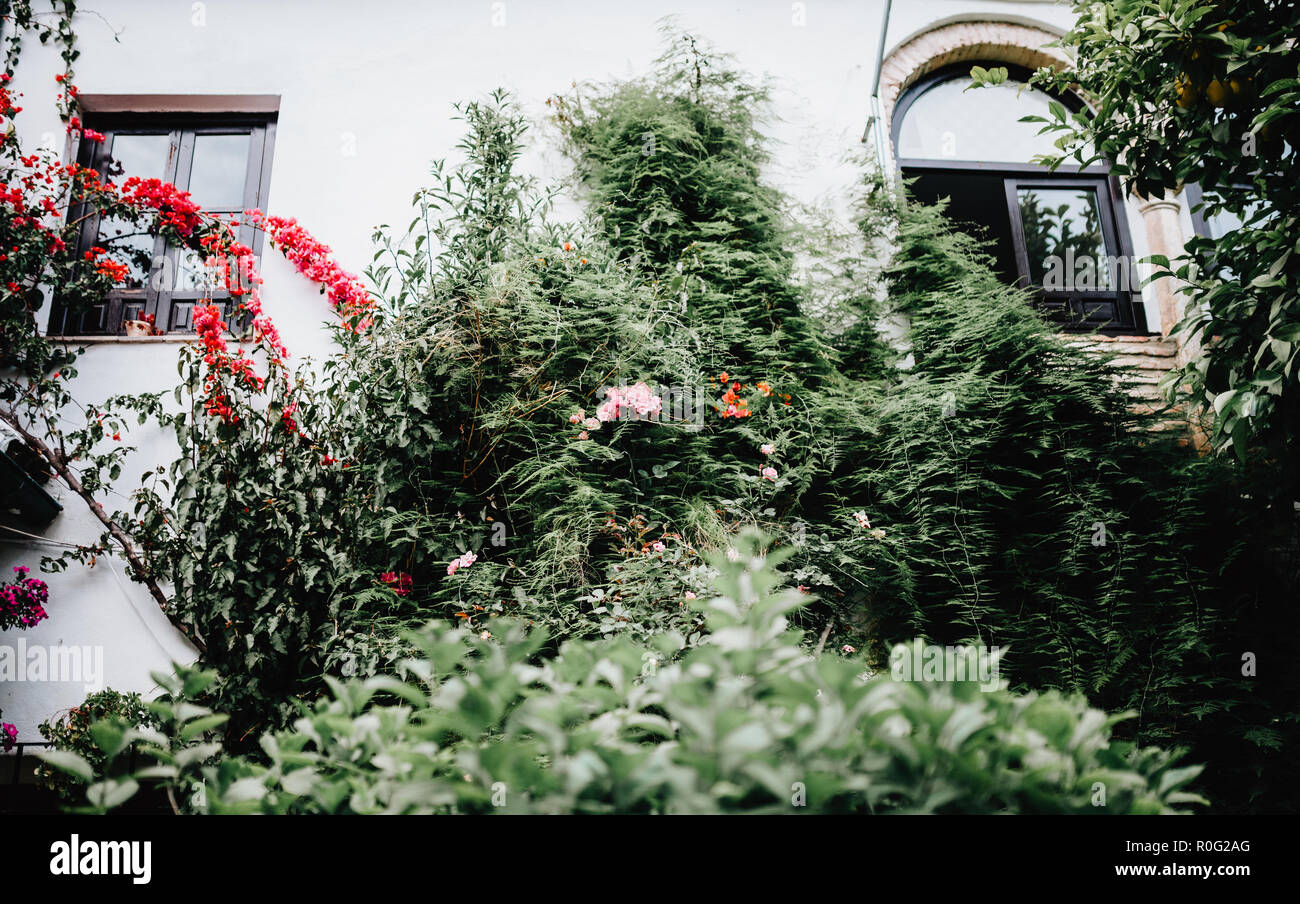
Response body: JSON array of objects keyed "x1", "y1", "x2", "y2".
[{"x1": 40, "y1": 539, "x2": 1204, "y2": 815}]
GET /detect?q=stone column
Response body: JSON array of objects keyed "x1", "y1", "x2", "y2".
[
  {"x1": 1137, "y1": 193, "x2": 1188, "y2": 339},
  {"x1": 1138, "y1": 192, "x2": 1209, "y2": 448}
]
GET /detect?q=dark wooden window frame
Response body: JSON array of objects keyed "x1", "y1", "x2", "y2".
[
  {"x1": 48, "y1": 99, "x2": 277, "y2": 336},
  {"x1": 891, "y1": 62, "x2": 1148, "y2": 335},
  {"x1": 1004, "y1": 175, "x2": 1136, "y2": 329}
]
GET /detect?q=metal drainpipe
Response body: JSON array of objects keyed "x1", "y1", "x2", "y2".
[{"x1": 861, "y1": 0, "x2": 894, "y2": 173}]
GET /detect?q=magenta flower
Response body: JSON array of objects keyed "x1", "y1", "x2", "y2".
[{"x1": 0, "y1": 566, "x2": 50, "y2": 631}]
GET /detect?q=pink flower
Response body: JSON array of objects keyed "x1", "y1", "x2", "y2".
[
  {"x1": 446, "y1": 552, "x2": 475, "y2": 577},
  {"x1": 684, "y1": 591, "x2": 696, "y2": 600},
  {"x1": 760, "y1": 443, "x2": 775, "y2": 456},
  {"x1": 841, "y1": 645, "x2": 856, "y2": 654},
  {"x1": 577, "y1": 430, "x2": 589, "y2": 440},
  {"x1": 853, "y1": 511, "x2": 871, "y2": 529},
  {"x1": 569, "y1": 409, "x2": 585, "y2": 424},
  {"x1": 761, "y1": 466, "x2": 778, "y2": 481},
  {"x1": 652, "y1": 541, "x2": 666, "y2": 553},
  {"x1": 596, "y1": 382, "x2": 663, "y2": 422}
]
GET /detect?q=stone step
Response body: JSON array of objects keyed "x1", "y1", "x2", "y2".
[
  {"x1": 1105, "y1": 354, "x2": 1177, "y2": 371},
  {"x1": 1124, "y1": 382, "x2": 1167, "y2": 401},
  {"x1": 1067, "y1": 340, "x2": 1179, "y2": 359},
  {"x1": 1064, "y1": 333, "x2": 1189, "y2": 434}
]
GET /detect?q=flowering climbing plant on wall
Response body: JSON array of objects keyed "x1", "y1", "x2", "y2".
[{"x1": 0, "y1": 1, "x2": 382, "y2": 722}]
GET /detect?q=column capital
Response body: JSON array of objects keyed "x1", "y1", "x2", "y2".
[{"x1": 1137, "y1": 194, "x2": 1182, "y2": 216}]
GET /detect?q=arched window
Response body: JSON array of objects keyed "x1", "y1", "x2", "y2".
[{"x1": 892, "y1": 63, "x2": 1146, "y2": 334}]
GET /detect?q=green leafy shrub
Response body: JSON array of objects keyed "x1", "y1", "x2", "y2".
[
  {"x1": 327, "y1": 62, "x2": 889, "y2": 645},
  {"x1": 853, "y1": 186, "x2": 1300, "y2": 812},
  {"x1": 131, "y1": 345, "x2": 406, "y2": 736},
  {"x1": 39, "y1": 539, "x2": 1205, "y2": 814}
]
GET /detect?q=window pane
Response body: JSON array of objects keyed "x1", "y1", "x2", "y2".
[
  {"x1": 186, "y1": 133, "x2": 251, "y2": 209},
  {"x1": 94, "y1": 215, "x2": 155, "y2": 289},
  {"x1": 175, "y1": 246, "x2": 225, "y2": 293},
  {"x1": 897, "y1": 78, "x2": 1090, "y2": 163},
  {"x1": 1016, "y1": 187, "x2": 1114, "y2": 291},
  {"x1": 104, "y1": 132, "x2": 171, "y2": 180},
  {"x1": 96, "y1": 134, "x2": 172, "y2": 287},
  {"x1": 173, "y1": 214, "x2": 243, "y2": 292}
]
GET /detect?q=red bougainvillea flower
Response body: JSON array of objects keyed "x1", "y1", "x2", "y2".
[
  {"x1": 120, "y1": 177, "x2": 203, "y2": 236},
  {"x1": 380, "y1": 571, "x2": 413, "y2": 597},
  {"x1": 94, "y1": 259, "x2": 129, "y2": 283},
  {"x1": 244, "y1": 209, "x2": 374, "y2": 330}
]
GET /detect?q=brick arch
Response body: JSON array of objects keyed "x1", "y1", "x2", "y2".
[{"x1": 879, "y1": 20, "x2": 1070, "y2": 130}]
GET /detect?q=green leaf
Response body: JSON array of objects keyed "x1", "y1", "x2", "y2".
[
  {"x1": 34, "y1": 749, "x2": 94, "y2": 783},
  {"x1": 179, "y1": 714, "x2": 230, "y2": 741}
]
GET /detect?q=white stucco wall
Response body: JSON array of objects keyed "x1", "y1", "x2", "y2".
[{"x1": 1, "y1": 0, "x2": 1186, "y2": 740}]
